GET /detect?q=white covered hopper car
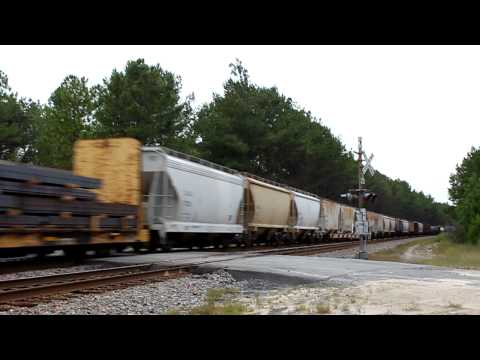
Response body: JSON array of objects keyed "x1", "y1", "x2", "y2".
[{"x1": 142, "y1": 147, "x2": 244, "y2": 250}]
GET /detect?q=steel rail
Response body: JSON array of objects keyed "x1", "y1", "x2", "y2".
[
  {"x1": 0, "y1": 235, "x2": 431, "y2": 305},
  {"x1": 0, "y1": 264, "x2": 193, "y2": 304}
]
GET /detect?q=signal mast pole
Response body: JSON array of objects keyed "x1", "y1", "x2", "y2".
[
  {"x1": 356, "y1": 137, "x2": 368, "y2": 259},
  {"x1": 341, "y1": 137, "x2": 375, "y2": 259},
  {"x1": 358, "y1": 137, "x2": 364, "y2": 209}
]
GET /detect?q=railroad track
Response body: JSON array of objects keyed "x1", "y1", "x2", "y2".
[
  {"x1": 241, "y1": 235, "x2": 430, "y2": 256},
  {"x1": 247, "y1": 241, "x2": 360, "y2": 256},
  {"x1": 0, "y1": 263, "x2": 193, "y2": 308},
  {"x1": 0, "y1": 240, "x2": 368, "y2": 307},
  {"x1": 0, "y1": 235, "x2": 428, "y2": 308},
  {"x1": 220, "y1": 236, "x2": 411, "y2": 256}
]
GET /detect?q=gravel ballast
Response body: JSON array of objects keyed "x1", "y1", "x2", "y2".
[
  {"x1": 0, "y1": 237, "x2": 436, "y2": 315},
  {"x1": 0, "y1": 263, "x2": 111, "y2": 282},
  {"x1": 0, "y1": 270, "x2": 280, "y2": 315}
]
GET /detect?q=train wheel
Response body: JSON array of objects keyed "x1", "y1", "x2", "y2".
[
  {"x1": 64, "y1": 248, "x2": 86, "y2": 262},
  {"x1": 222, "y1": 238, "x2": 231, "y2": 249},
  {"x1": 272, "y1": 233, "x2": 281, "y2": 247},
  {"x1": 35, "y1": 250, "x2": 48, "y2": 259},
  {"x1": 282, "y1": 233, "x2": 292, "y2": 245},
  {"x1": 304, "y1": 233, "x2": 312, "y2": 244},
  {"x1": 262, "y1": 232, "x2": 270, "y2": 246},
  {"x1": 131, "y1": 244, "x2": 142, "y2": 253},
  {"x1": 161, "y1": 244, "x2": 172, "y2": 252},
  {"x1": 95, "y1": 248, "x2": 111, "y2": 257}
]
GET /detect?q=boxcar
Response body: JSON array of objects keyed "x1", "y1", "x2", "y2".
[{"x1": 142, "y1": 147, "x2": 244, "y2": 250}]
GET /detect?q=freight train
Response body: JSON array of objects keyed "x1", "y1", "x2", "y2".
[
  {"x1": 0, "y1": 138, "x2": 440, "y2": 257},
  {"x1": 142, "y1": 145, "x2": 439, "y2": 251}
]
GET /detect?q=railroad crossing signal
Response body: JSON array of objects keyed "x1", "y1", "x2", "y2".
[
  {"x1": 363, "y1": 192, "x2": 377, "y2": 203},
  {"x1": 340, "y1": 193, "x2": 357, "y2": 201},
  {"x1": 359, "y1": 172, "x2": 365, "y2": 185},
  {"x1": 341, "y1": 190, "x2": 376, "y2": 203},
  {"x1": 363, "y1": 153, "x2": 375, "y2": 176},
  {"x1": 348, "y1": 137, "x2": 378, "y2": 260}
]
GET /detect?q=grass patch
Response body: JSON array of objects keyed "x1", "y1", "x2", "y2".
[
  {"x1": 165, "y1": 309, "x2": 181, "y2": 315},
  {"x1": 403, "y1": 302, "x2": 419, "y2": 312},
  {"x1": 187, "y1": 287, "x2": 247, "y2": 315},
  {"x1": 295, "y1": 304, "x2": 308, "y2": 312},
  {"x1": 315, "y1": 303, "x2": 331, "y2": 314},
  {"x1": 369, "y1": 236, "x2": 438, "y2": 262},
  {"x1": 370, "y1": 234, "x2": 480, "y2": 270},
  {"x1": 189, "y1": 302, "x2": 248, "y2": 315},
  {"x1": 206, "y1": 288, "x2": 239, "y2": 304},
  {"x1": 448, "y1": 302, "x2": 463, "y2": 309}
]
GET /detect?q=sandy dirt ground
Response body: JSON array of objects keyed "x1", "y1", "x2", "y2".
[
  {"x1": 235, "y1": 276, "x2": 480, "y2": 314},
  {"x1": 401, "y1": 242, "x2": 438, "y2": 262},
  {"x1": 232, "y1": 240, "x2": 480, "y2": 315}
]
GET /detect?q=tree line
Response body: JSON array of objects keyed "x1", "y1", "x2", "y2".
[
  {"x1": 0, "y1": 58, "x2": 451, "y2": 225},
  {"x1": 449, "y1": 147, "x2": 480, "y2": 243}
]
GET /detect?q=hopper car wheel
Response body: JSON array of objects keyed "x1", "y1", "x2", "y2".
[
  {"x1": 244, "y1": 233, "x2": 254, "y2": 248},
  {"x1": 222, "y1": 238, "x2": 231, "y2": 249},
  {"x1": 245, "y1": 233, "x2": 255, "y2": 248},
  {"x1": 302, "y1": 233, "x2": 311, "y2": 244},
  {"x1": 266, "y1": 232, "x2": 274, "y2": 246},
  {"x1": 272, "y1": 233, "x2": 281, "y2": 247}
]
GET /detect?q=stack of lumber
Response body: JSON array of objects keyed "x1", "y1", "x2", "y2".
[{"x1": 0, "y1": 161, "x2": 138, "y2": 233}]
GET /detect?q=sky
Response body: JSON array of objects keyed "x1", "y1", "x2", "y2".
[{"x1": 1, "y1": 45, "x2": 479, "y2": 204}]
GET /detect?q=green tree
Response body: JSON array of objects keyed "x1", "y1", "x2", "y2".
[
  {"x1": 194, "y1": 59, "x2": 356, "y2": 199},
  {"x1": 94, "y1": 58, "x2": 194, "y2": 151},
  {"x1": 449, "y1": 147, "x2": 480, "y2": 243},
  {"x1": 449, "y1": 147, "x2": 480, "y2": 205},
  {"x1": 0, "y1": 70, "x2": 40, "y2": 162},
  {"x1": 34, "y1": 75, "x2": 99, "y2": 169}
]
